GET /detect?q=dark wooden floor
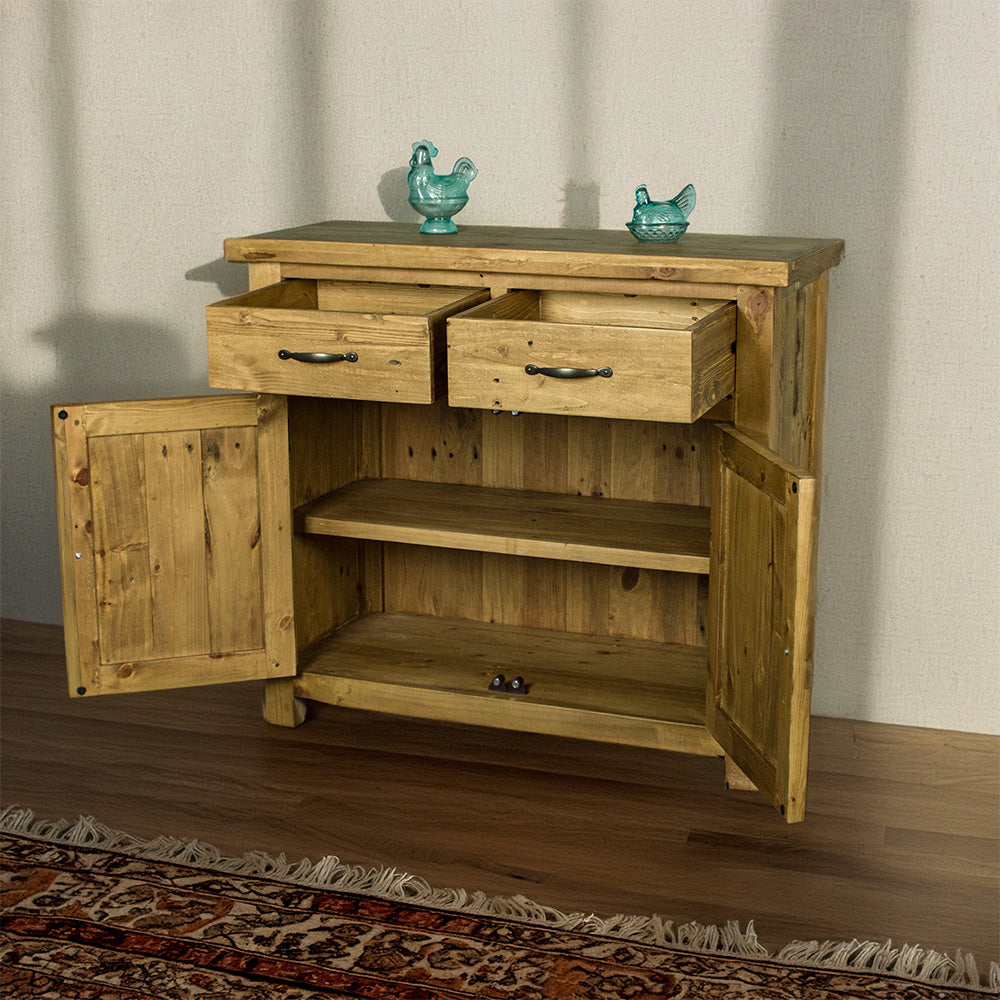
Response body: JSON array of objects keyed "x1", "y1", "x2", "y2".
[{"x1": 2, "y1": 618, "x2": 997, "y2": 965}]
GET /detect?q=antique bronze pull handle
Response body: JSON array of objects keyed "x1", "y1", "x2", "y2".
[
  {"x1": 524, "y1": 364, "x2": 612, "y2": 379},
  {"x1": 278, "y1": 350, "x2": 358, "y2": 363}
]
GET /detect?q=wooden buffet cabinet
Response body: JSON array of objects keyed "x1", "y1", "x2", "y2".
[{"x1": 52, "y1": 221, "x2": 843, "y2": 822}]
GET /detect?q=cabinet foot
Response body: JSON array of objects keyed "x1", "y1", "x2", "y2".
[
  {"x1": 263, "y1": 678, "x2": 306, "y2": 727},
  {"x1": 723, "y1": 756, "x2": 757, "y2": 792}
]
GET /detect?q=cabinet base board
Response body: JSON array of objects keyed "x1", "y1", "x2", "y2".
[{"x1": 293, "y1": 612, "x2": 723, "y2": 756}]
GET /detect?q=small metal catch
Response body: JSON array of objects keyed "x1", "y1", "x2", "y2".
[{"x1": 487, "y1": 674, "x2": 527, "y2": 695}]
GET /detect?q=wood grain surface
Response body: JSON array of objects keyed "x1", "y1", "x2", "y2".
[
  {"x1": 294, "y1": 611, "x2": 719, "y2": 756},
  {"x1": 224, "y1": 222, "x2": 844, "y2": 288},
  {"x1": 50, "y1": 395, "x2": 295, "y2": 697},
  {"x1": 446, "y1": 290, "x2": 736, "y2": 422},
  {"x1": 2, "y1": 618, "x2": 996, "y2": 965},
  {"x1": 707, "y1": 424, "x2": 817, "y2": 822},
  {"x1": 297, "y1": 478, "x2": 711, "y2": 572}
]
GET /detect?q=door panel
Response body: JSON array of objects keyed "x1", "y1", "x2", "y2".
[
  {"x1": 200, "y1": 425, "x2": 265, "y2": 652},
  {"x1": 52, "y1": 394, "x2": 295, "y2": 697},
  {"x1": 707, "y1": 424, "x2": 817, "y2": 822},
  {"x1": 142, "y1": 428, "x2": 215, "y2": 658}
]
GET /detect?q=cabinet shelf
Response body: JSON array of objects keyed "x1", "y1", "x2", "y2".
[
  {"x1": 295, "y1": 612, "x2": 721, "y2": 756},
  {"x1": 296, "y1": 478, "x2": 710, "y2": 573}
]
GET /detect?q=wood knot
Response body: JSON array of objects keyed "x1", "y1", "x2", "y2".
[
  {"x1": 72, "y1": 467, "x2": 90, "y2": 487},
  {"x1": 746, "y1": 289, "x2": 772, "y2": 326}
]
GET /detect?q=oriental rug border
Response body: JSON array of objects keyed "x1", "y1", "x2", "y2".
[{"x1": 1, "y1": 806, "x2": 995, "y2": 998}]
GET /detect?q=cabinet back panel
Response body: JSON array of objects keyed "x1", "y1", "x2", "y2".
[
  {"x1": 379, "y1": 400, "x2": 713, "y2": 505},
  {"x1": 288, "y1": 398, "x2": 712, "y2": 651},
  {"x1": 379, "y1": 543, "x2": 707, "y2": 645}
]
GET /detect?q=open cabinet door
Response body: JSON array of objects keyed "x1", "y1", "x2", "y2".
[
  {"x1": 52, "y1": 394, "x2": 296, "y2": 697},
  {"x1": 707, "y1": 424, "x2": 817, "y2": 822}
]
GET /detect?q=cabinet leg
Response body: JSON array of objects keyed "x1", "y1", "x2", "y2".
[
  {"x1": 724, "y1": 756, "x2": 757, "y2": 792},
  {"x1": 263, "y1": 678, "x2": 306, "y2": 728}
]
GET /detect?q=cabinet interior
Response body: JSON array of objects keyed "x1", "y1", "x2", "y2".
[{"x1": 285, "y1": 395, "x2": 720, "y2": 752}]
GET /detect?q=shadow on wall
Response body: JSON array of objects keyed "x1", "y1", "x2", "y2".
[
  {"x1": 4, "y1": 0, "x2": 342, "y2": 624},
  {"x1": 185, "y1": 260, "x2": 253, "y2": 300},
  {"x1": 559, "y1": 1, "x2": 600, "y2": 229},
  {"x1": 561, "y1": 180, "x2": 600, "y2": 229},
  {"x1": 1, "y1": 313, "x2": 191, "y2": 624},
  {"x1": 281, "y1": 0, "x2": 330, "y2": 225},
  {"x1": 378, "y1": 170, "x2": 602, "y2": 229},
  {"x1": 762, "y1": 1, "x2": 910, "y2": 717},
  {"x1": 379, "y1": 166, "x2": 413, "y2": 223},
  {"x1": 0, "y1": 3, "x2": 202, "y2": 623}
]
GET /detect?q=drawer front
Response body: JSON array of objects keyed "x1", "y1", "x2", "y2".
[
  {"x1": 447, "y1": 291, "x2": 736, "y2": 422},
  {"x1": 207, "y1": 280, "x2": 488, "y2": 403}
]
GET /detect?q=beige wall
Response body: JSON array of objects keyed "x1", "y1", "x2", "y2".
[{"x1": 2, "y1": 0, "x2": 997, "y2": 734}]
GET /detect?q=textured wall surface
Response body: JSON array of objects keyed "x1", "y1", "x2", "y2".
[{"x1": 2, "y1": 0, "x2": 997, "y2": 734}]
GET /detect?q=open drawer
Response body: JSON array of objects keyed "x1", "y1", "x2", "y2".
[
  {"x1": 207, "y1": 279, "x2": 488, "y2": 403},
  {"x1": 447, "y1": 290, "x2": 736, "y2": 421}
]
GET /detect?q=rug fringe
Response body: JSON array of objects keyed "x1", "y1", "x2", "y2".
[{"x1": 3, "y1": 805, "x2": 996, "y2": 993}]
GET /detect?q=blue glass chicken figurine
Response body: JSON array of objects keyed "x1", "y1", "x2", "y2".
[
  {"x1": 626, "y1": 183, "x2": 696, "y2": 242},
  {"x1": 407, "y1": 140, "x2": 478, "y2": 234}
]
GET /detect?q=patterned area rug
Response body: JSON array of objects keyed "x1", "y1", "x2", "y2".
[{"x1": 1, "y1": 808, "x2": 995, "y2": 999}]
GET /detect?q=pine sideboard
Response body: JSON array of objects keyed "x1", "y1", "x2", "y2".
[{"x1": 53, "y1": 221, "x2": 843, "y2": 822}]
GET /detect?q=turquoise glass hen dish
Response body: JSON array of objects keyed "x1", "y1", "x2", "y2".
[
  {"x1": 626, "y1": 183, "x2": 696, "y2": 242},
  {"x1": 407, "y1": 140, "x2": 478, "y2": 234}
]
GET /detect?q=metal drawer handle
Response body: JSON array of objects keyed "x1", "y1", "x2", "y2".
[
  {"x1": 524, "y1": 364, "x2": 613, "y2": 379},
  {"x1": 278, "y1": 350, "x2": 358, "y2": 364}
]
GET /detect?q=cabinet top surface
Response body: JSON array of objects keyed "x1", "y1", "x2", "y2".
[{"x1": 224, "y1": 220, "x2": 844, "y2": 287}]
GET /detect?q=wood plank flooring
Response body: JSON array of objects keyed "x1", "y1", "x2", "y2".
[{"x1": 1, "y1": 618, "x2": 997, "y2": 966}]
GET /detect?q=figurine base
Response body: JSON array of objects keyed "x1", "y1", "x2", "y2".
[
  {"x1": 626, "y1": 221, "x2": 689, "y2": 243},
  {"x1": 419, "y1": 218, "x2": 459, "y2": 234}
]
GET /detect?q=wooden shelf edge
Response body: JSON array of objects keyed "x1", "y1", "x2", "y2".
[{"x1": 296, "y1": 478, "x2": 711, "y2": 574}]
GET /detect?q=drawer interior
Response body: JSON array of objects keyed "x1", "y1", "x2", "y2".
[
  {"x1": 459, "y1": 289, "x2": 734, "y2": 331},
  {"x1": 315, "y1": 280, "x2": 487, "y2": 315},
  {"x1": 212, "y1": 278, "x2": 487, "y2": 318}
]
